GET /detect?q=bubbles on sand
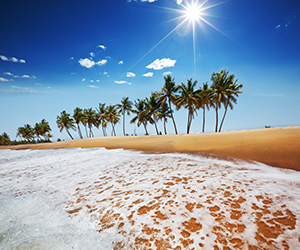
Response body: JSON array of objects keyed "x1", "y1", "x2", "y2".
[{"x1": 0, "y1": 148, "x2": 300, "y2": 249}]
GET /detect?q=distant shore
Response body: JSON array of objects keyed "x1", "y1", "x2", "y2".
[{"x1": 1, "y1": 126, "x2": 300, "y2": 171}]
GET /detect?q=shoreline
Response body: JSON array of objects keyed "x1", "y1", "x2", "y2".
[{"x1": 1, "y1": 126, "x2": 300, "y2": 171}]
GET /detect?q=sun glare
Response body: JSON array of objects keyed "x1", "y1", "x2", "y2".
[{"x1": 184, "y1": 3, "x2": 202, "y2": 22}]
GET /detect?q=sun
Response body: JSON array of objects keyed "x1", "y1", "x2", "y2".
[{"x1": 183, "y1": 2, "x2": 203, "y2": 22}]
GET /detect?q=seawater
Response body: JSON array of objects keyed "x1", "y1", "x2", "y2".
[{"x1": 1, "y1": 148, "x2": 300, "y2": 249}]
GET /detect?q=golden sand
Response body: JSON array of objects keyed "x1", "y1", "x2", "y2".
[
  {"x1": 1, "y1": 126, "x2": 300, "y2": 249},
  {"x1": 2, "y1": 126, "x2": 300, "y2": 171}
]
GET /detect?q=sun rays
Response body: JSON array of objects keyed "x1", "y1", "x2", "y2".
[{"x1": 130, "y1": 0, "x2": 225, "y2": 75}]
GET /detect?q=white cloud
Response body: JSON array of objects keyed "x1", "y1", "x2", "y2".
[
  {"x1": 127, "y1": 72, "x2": 136, "y2": 77},
  {"x1": 0, "y1": 77, "x2": 9, "y2": 82},
  {"x1": 146, "y1": 58, "x2": 176, "y2": 70},
  {"x1": 89, "y1": 85, "x2": 99, "y2": 88},
  {"x1": 96, "y1": 59, "x2": 107, "y2": 66},
  {"x1": 143, "y1": 72, "x2": 153, "y2": 77},
  {"x1": 97, "y1": 45, "x2": 107, "y2": 50},
  {"x1": 82, "y1": 78, "x2": 86, "y2": 82},
  {"x1": 163, "y1": 71, "x2": 172, "y2": 76},
  {"x1": 70, "y1": 57, "x2": 74, "y2": 60},
  {"x1": 96, "y1": 80, "x2": 100, "y2": 82},
  {"x1": 176, "y1": 0, "x2": 182, "y2": 4},
  {"x1": 3, "y1": 72, "x2": 13, "y2": 76},
  {"x1": 90, "y1": 80, "x2": 94, "y2": 82},
  {"x1": 115, "y1": 80, "x2": 127, "y2": 84},
  {"x1": 90, "y1": 52, "x2": 95, "y2": 57},
  {"x1": 21, "y1": 75, "x2": 30, "y2": 78},
  {"x1": 118, "y1": 61, "x2": 123, "y2": 65},
  {"x1": 79, "y1": 58, "x2": 95, "y2": 68},
  {"x1": 79, "y1": 58, "x2": 107, "y2": 68},
  {"x1": 0, "y1": 55, "x2": 8, "y2": 61},
  {"x1": 11, "y1": 57, "x2": 18, "y2": 63},
  {"x1": 0, "y1": 55, "x2": 26, "y2": 63}
]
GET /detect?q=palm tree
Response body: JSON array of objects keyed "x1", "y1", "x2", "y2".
[
  {"x1": 211, "y1": 69, "x2": 243, "y2": 132},
  {"x1": 34, "y1": 122, "x2": 43, "y2": 140},
  {"x1": 56, "y1": 111, "x2": 76, "y2": 140},
  {"x1": 176, "y1": 78, "x2": 200, "y2": 134},
  {"x1": 106, "y1": 105, "x2": 120, "y2": 136},
  {"x1": 117, "y1": 97, "x2": 133, "y2": 136},
  {"x1": 158, "y1": 75, "x2": 178, "y2": 134},
  {"x1": 218, "y1": 79, "x2": 243, "y2": 132},
  {"x1": 130, "y1": 99, "x2": 153, "y2": 135},
  {"x1": 96, "y1": 103, "x2": 108, "y2": 136},
  {"x1": 197, "y1": 82, "x2": 213, "y2": 133},
  {"x1": 83, "y1": 108, "x2": 96, "y2": 137},
  {"x1": 145, "y1": 92, "x2": 161, "y2": 135},
  {"x1": 16, "y1": 124, "x2": 35, "y2": 142},
  {"x1": 73, "y1": 107, "x2": 84, "y2": 139},
  {"x1": 156, "y1": 102, "x2": 172, "y2": 135},
  {"x1": 0, "y1": 132, "x2": 11, "y2": 145}
]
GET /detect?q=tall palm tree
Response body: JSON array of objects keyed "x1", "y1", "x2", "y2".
[
  {"x1": 145, "y1": 92, "x2": 161, "y2": 135},
  {"x1": 106, "y1": 105, "x2": 120, "y2": 136},
  {"x1": 197, "y1": 82, "x2": 213, "y2": 133},
  {"x1": 83, "y1": 108, "x2": 96, "y2": 137},
  {"x1": 39, "y1": 119, "x2": 51, "y2": 141},
  {"x1": 156, "y1": 102, "x2": 172, "y2": 135},
  {"x1": 96, "y1": 103, "x2": 108, "y2": 136},
  {"x1": 130, "y1": 99, "x2": 153, "y2": 135},
  {"x1": 218, "y1": 79, "x2": 243, "y2": 132},
  {"x1": 158, "y1": 75, "x2": 178, "y2": 134},
  {"x1": 34, "y1": 122, "x2": 43, "y2": 140},
  {"x1": 17, "y1": 124, "x2": 35, "y2": 142},
  {"x1": 117, "y1": 97, "x2": 133, "y2": 136},
  {"x1": 56, "y1": 111, "x2": 76, "y2": 140},
  {"x1": 73, "y1": 107, "x2": 84, "y2": 139},
  {"x1": 211, "y1": 69, "x2": 242, "y2": 132},
  {"x1": 176, "y1": 78, "x2": 200, "y2": 134}
]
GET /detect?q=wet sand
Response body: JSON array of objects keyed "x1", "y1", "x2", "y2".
[{"x1": 2, "y1": 126, "x2": 300, "y2": 171}]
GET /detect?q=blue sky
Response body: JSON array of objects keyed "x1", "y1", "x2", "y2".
[{"x1": 1, "y1": 0, "x2": 299, "y2": 141}]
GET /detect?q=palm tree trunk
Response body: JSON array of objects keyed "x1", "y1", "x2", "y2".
[
  {"x1": 77, "y1": 123, "x2": 83, "y2": 139},
  {"x1": 123, "y1": 111, "x2": 126, "y2": 136},
  {"x1": 90, "y1": 127, "x2": 94, "y2": 137},
  {"x1": 143, "y1": 122, "x2": 148, "y2": 135},
  {"x1": 101, "y1": 125, "x2": 106, "y2": 136},
  {"x1": 218, "y1": 105, "x2": 228, "y2": 132},
  {"x1": 153, "y1": 116, "x2": 159, "y2": 135},
  {"x1": 84, "y1": 125, "x2": 88, "y2": 138},
  {"x1": 164, "y1": 117, "x2": 167, "y2": 135},
  {"x1": 215, "y1": 106, "x2": 219, "y2": 132},
  {"x1": 66, "y1": 129, "x2": 74, "y2": 140},
  {"x1": 187, "y1": 110, "x2": 192, "y2": 134},
  {"x1": 112, "y1": 124, "x2": 116, "y2": 136},
  {"x1": 168, "y1": 99, "x2": 178, "y2": 134},
  {"x1": 202, "y1": 108, "x2": 205, "y2": 133}
]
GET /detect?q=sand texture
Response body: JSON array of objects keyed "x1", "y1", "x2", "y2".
[{"x1": 1, "y1": 126, "x2": 300, "y2": 171}]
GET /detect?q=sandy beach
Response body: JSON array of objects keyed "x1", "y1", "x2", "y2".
[
  {"x1": 1, "y1": 126, "x2": 300, "y2": 249},
  {"x1": 2, "y1": 126, "x2": 300, "y2": 171}
]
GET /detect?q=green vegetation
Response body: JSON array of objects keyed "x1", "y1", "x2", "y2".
[
  {"x1": 0, "y1": 119, "x2": 52, "y2": 146},
  {"x1": 56, "y1": 69, "x2": 242, "y2": 138},
  {"x1": 0, "y1": 69, "x2": 242, "y2": 144}
]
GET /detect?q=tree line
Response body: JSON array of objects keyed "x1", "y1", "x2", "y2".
[
  {"x1": 0, "y1": 69, "x2": 242, "y2": 145},
  {"x1": 0, "y1": 119, "x2": 52, "y2": 146},
  {"x1": 57, "y1": 69, "x2": 243, "y2": 140}
]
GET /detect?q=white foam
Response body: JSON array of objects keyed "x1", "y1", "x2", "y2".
[{"x1": 0, "y1": 148, "x2": 299, "y2": 249}]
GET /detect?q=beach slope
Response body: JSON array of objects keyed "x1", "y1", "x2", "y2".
[{"x1": 2, "y1": 126, "x2": 300, "y2": 171}]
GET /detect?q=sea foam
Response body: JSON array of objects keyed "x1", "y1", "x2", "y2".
[{"x1": 0, "y1": 148, "x2": 299, "y2": 249}]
